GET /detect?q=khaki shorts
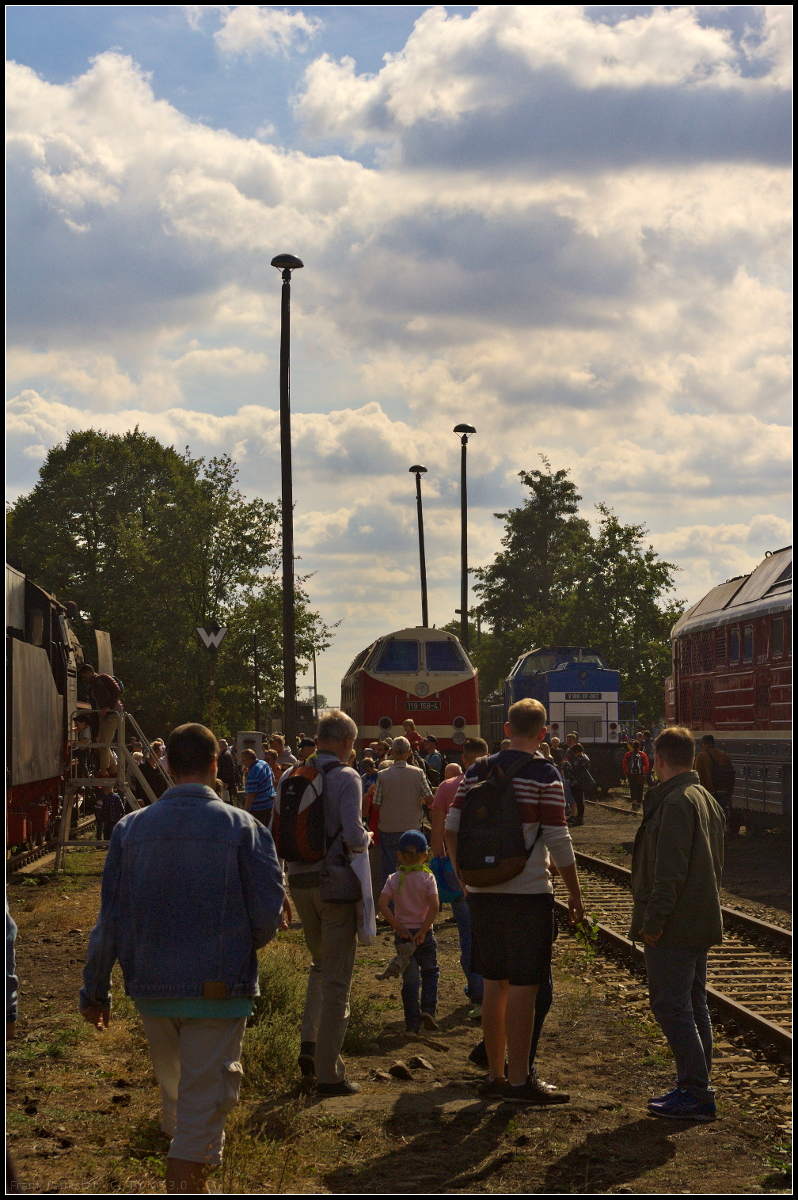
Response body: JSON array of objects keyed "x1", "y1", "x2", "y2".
[{"x1": 140, "y1": 1015, "x2": 247, "y2": 1165}]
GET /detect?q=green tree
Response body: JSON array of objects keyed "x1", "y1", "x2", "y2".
[
  {"x1": 7, "y1": 429, "x2": 332, "y2": 736},
  {"x1": 540, "y1": 506, "x2": 683, "y2": 724},
  {"x1": 469, "y1": 463, "x2": 684, "y2": 725},
  {"x1": 471, "y1": 460, "x2": 590, "y2": 695}
]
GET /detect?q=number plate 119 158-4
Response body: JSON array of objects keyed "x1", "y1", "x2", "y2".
[{"x1": 405, "y1": 700, "x2": 441, "y2": 710}]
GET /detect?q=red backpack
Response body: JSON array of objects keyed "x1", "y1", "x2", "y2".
[{"x1": 272, "y1": 758, "x2": 343, "y2": 862}]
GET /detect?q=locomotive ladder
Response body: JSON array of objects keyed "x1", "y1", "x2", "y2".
[{"x1": 54, "y1": 711, "x2": 173, "y2": 870}]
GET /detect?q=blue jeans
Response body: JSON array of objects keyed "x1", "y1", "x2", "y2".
[
  {"x1": 644, "y1": 945, "x2": 713, "y2": 1102},
  {"x1": 398, "y1": 929, "x2": 439, "y2": 1030},
  {"x1": 379, "y1": 831, "x2": 403, "y2": 886},
  {"x1": 450, "y1": 893, "x2": 484, "y2": 1003}
]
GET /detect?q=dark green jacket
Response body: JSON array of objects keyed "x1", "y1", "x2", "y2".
[{"x1": 629, "y1": 770, "x2": 725, "y2": 949}]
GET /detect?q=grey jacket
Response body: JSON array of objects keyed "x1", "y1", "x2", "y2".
[{"x1": 629, "y1": 770, "x2": 725, "y2": 949}]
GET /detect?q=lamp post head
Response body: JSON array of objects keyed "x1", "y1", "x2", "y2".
[
  {"x1": 454, "y1": 423, "x2": 476, "y2": 445},
  {"x1": 271, "y1": 254, "x2": 304, "y2": 281},
  {"x1": 271, "y1": 254, "x2": 304, "y2": 270},
  {"x1": 409, "y1": 465, "x2": 428, "y2": 475}
]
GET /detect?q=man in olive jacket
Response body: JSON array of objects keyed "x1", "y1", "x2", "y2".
[{"x1": 630, "y1": 726, "x2": 725, "y2": 1122}]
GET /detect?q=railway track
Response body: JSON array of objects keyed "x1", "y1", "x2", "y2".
[
  {"x1": 555, "y1": 851, "x2": 792, "y2": 1065},
  {"x1": 6, "y1": 816, "x2": 97, "y2": 873}
]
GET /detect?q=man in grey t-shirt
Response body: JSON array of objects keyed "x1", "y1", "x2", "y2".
[
  {"x1": 280, "y1": 710, "x2": 368, "y2": 1096},
  {"x1": 373, "y1": 736, "x2": 433, "y2": 883}
]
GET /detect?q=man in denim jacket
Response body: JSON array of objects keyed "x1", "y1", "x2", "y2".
[{"x1": 80, "y1": 723, "x2": 285, "y2": 1194}]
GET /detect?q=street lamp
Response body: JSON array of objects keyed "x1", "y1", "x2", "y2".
[
  {"x1": 271, "y1": 252, "x2": 304, "y2": 749},
  {"x1": 409, "y1": 465, "x2": 429, "y2": 628},
  {"x1": 453, "y1": 424, "x2": 476, "y2": 650}
]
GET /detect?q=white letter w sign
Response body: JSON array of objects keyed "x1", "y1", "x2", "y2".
[{"x1": 197, "y1": 626, "x2": 228, "y2": 650}]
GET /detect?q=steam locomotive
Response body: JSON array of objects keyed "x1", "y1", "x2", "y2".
[{"x1": 6, "y1": 563, "x2": 110, "y2": 849}]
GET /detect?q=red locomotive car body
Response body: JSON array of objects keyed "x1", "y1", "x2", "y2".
[
  {"x1": 340, "y1": 627, "x2": 479, "y2": 753},
  {"x1": 665, "y1": 546, "x2": 791, "y2": 831}
]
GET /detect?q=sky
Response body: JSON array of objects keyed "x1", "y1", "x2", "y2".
[{"x1": 6, "y1": 5, "x2": 792, "y2": 708}]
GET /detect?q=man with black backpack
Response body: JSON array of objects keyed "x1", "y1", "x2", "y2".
[
  {"x1": 623, "y1": 740, "x2": 650, "y2": 813},
  {"x1": 445, "y1": 698, "x2": 585, "y2": 1104},
  {"x1": 273, "y1": 710, "x2": 369, "y2": 1096},
  {"x1": 694, "y1": 735, "x2": 735, "y2": 825}
]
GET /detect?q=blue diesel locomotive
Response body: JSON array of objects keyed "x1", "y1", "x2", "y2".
[{"x1": 494, "y1": 646, "x2": 637, "y2": 793}]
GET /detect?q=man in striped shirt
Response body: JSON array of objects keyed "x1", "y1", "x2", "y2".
[
  {"x1": 241, "y1": 749, "x2": 276, "y2": 827},
  {"x1": 445, "y1": 697, "x2": 585, "y2": 1104}
]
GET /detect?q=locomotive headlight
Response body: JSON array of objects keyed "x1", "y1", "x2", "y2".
[
  {"x1": 452, "y1": 716, "x2": 466, "y2": 729},
  {"x1": 379, "y1": 716, "x2": 392, "y2": 730},
  {"x1": 415, "y1": 682, "x2": 429, "y2": 697},
  {"x1": 452, "y1": 731, "x2": 466, "y2": 745}
]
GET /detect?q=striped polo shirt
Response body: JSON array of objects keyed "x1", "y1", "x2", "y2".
[
  {"x1": 244, "y1": 758, "x2": 275, "y2": 812},
  {"x1": 444, "y1": 750, "x2": 575, "y2": 895}
]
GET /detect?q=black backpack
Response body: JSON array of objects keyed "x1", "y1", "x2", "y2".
[
  {"x1": 629, "y1": 752, "x2": 644, "y2": 776},
  {"x1": 708, "y1": 751, "x2": 735, "y2": 797},
  {"x1": 272, "y1": 759, "x2": 343, "y2": 863},
  {"x1": 456, "y1": 753, "x2": 542, "y2": 887}
]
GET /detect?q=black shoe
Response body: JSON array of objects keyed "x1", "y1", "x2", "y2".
[
  {"x1": 468, "y1": 1042, "x2": 509, "y2": 1076},
  {"x1": 469, "y1": 1041, "x2": 489, "y2": 1069},
  {"x1": 477, "y1": 1075, "x2": 507, "y2": 1098},
  {"x1": 298, "y1": 1041, "x2": 316, "y2": 1077},
  {"x1": 505, "y1": 1074, "x2": 570, "y2": 1105},
  {"x1": 316, "y1": 1079, "x2": 361, "y2": 1096}
]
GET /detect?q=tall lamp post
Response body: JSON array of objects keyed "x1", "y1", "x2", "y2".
[
  {"x1": 409, "y1": 465, "x2": 429, "y2": 627},
  {"x1": 271, "y1": 252, "x2": 304, "y2": 750},
  {"x1": 453, "y1": 424, "x2": 476, "y2": 651}
]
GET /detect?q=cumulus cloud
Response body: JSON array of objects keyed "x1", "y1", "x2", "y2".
[
  {"x1": 214, "y1": 6, "x2": 321, "y2": 58},
  {"x1": 5, "y1": 14, "x2": 792, "y2": 700},
  {"x1": 296, "y1": 5, "x2": 792, "y2": 165}
]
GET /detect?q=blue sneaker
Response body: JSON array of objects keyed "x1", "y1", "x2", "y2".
[
  {"x1": 648, "y1": 1089, "x2": 716, "y2": 1121},
  {"x1": 647, "y1": 1086, "x2": 680, "y2": 1109}
]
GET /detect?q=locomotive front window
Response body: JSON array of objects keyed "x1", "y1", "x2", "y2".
[
  {"x1": 519, "y1": 652, "x2": 559, "y2": 676},
  {"x1": 742, "y1": 625, "x2": 753, "y2": 662},
  {"x1": 375, "y1": 640, "x2": 419, "y2": 672},
  {"x1": 425, "y1": 641, "x2": 467, "y2": 672},
  {"x1": 772, "y1": 617, "x2": 784, "y2": 658},
  {"x1": 728, "y1": 628, "x2": 740, "y2": 661}
]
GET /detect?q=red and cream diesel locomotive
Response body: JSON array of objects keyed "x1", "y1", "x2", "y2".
[
  {"x1": 340, "y1": 627, "x2": 480, "y2": 753},
  {"x1": 665, "y1": 545, "x2": 791, "y2": 832}
]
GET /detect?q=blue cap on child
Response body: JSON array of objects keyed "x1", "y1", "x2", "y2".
[{"x1": 398, "y1": 829, "x2": 428, "y2": 853}]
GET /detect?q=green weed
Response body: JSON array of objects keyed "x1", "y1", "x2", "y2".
[{"x1": 572, "y1": 914, "x2": 600, "y2": 960}]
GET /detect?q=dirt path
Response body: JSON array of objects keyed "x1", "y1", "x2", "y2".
[{"x1": 6, "y1": 845, "x2": 792, "y2": 1195}]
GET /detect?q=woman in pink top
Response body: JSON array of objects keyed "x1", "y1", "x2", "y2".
[{"x1": 377, "y1": 830, "x2": 440, "y2": 1033}]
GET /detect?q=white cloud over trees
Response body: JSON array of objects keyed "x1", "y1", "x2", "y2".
[{"x1": 5, "y1": 5, "x2": 792, "y2": 698}]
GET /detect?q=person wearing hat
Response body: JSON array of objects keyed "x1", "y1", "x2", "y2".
[
  {"x1": 377, "y1": 830, "x2": 440, "y2": 1033},
  {"x1": 297, "y1": 737, "x2": 317, "y2": 763},
  {"x1": 422, "y1": 736, "x2": 444, "y2": 781}
]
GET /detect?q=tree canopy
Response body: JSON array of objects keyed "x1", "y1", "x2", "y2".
[
  {"x1": 469, "y1": 461, "x2": 683, "y2": 724},
  {"x1": 7, "y1": 428, "x2": 331, "y2": 737}
]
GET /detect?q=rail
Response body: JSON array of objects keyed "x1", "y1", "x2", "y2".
[{"x1": 559, "y1": 850, "x2": 792, "y2": 1061}]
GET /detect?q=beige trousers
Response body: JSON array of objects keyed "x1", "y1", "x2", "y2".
[
  {"x1": 289, "y1": 884, "x2": 358, "y2": 1084},
  {"x1": 140, "y1": 1015, "x2": 247, "y2": 1165}
]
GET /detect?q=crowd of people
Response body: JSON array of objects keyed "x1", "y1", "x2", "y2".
[{"x1": 61, "y1": 703, "x2": 729, "y2": 1193}]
